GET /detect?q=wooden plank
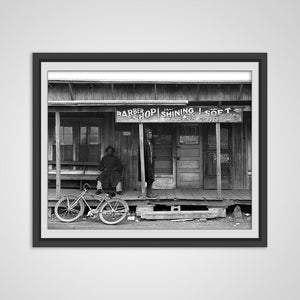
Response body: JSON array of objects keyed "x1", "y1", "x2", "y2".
[
  {"x1": 205, "y1": 190, "x2": 218, "y2": 200},
  {"x1": 164, "y1": 189, "x2": 171, "y2": 200},
  {"x1": 198, "y1": 124, "x2": 204, "y2": 189},
  {"x1": 48, "y1": 161, "x2": 98, "y2": 166},
  {"x1": 221, "y1": 190, "x2": 231, "y2": 200},
  {"x1": 48, "y1": 174, "x2": 98, "y2": 180},
  {"x1": 174, "y1": 188, "x2": 185, "y2": 200},
  {"x1": 216, "y1": 122, "x2": 222, "y2": 199},
  {"x1": 182, "y1": 189, "x2": 194, "y2": 199},
  {"x1": 165, "y1": 189, "x2": 175, "y2": 200},
  {"x1": 139, "y1": 123, "x2": 146, "y2": 199},
  {"x1": 178, "y1": 148, "x2": 201, "y2": 157},
  {"x1": 141, "y1": 209, "x2": 226, "y2": 220},
  {"x1": 179, "y1": 173, "x2": 201, "y2": 182},
  {"x1": 124, "y1": 190, "x2": 139, "y2": 201},
  {"x1": 55, "y1": 112, "x2": 61, "y2": 199},
  {"x1": 178, "y1": 160, "x2": 200, "y2": 169},
  {"x1": 68, "y1": 83, "x2": 75, "y2": 100},
  {"x1": 190, "y1": 189, "x2": 204, "y2": 200}
]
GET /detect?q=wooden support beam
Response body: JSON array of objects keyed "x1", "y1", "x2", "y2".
[
  {"x1": 111, "y1": 83, "x2": 115, "y2": 100},
  {"x1": 55, "y1": 112, "x2": 61, "y2": 199},
  {"x1": 140, "y1": 208, "x2": 226, "y2": 220},
  {"x1": 139, "y1": 123, "x2": 146, "y2": 199},
  {"x1": 68, "y1": 83, "x2": 75, "y2": 100},
  {"x1": 238, "y1": 84, "x2": 244, "y2": 100},
  {"x1": 216, "y1": 122, "x2": 222, "y2": 200}
]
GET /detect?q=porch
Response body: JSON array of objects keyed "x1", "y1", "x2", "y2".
[{"x1": 48, "y1": 188, "x2": 251, "y2": 207}]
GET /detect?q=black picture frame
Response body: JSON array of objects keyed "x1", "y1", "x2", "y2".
[{"x1": 33, "y1": 53, "x2": 267, "y2": 247}]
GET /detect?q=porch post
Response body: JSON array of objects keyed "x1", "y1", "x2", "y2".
[
  {"x1": 55, "y1": 111, "x2": 61, "y2": 199},
  {"x1": 216, "y1": 122, "x2": 222, "y2": 200},
  {"x1": 138, "y1": 122, "x2": 146, "y2": 199}
]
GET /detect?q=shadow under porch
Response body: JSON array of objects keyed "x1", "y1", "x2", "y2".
[{"x1": 48, "y1": 188, "x2": 251, "y2": 208}]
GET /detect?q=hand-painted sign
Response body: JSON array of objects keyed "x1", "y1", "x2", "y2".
[{"x1": 116, "y1": 106, "x2": 243, "y2": 123}]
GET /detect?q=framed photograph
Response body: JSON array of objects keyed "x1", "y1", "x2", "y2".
[{"x1": 33, "y1": 53, "x2": 267, "y2": 247}]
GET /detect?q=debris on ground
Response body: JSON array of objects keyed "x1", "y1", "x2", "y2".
[
  {"x1": 127, "y1": 215, "x2": 135, "y2": 221},
  {"x1": 233, "y1": 205, "x2": 243, "y2": 219},
  {"x1": 198, "y1": 218, "x2": 207, "y2": 222},
  {"x1": 136, "y1": 204, "x2": 154, "y2": 217},
  {"x1": 170, "y1": 218, "x2": 194, "y2": 222}
]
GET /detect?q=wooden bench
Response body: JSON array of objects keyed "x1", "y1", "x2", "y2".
[
  {"x1": 48, "y1": 161, "x2": 99, "y2": 188},
  {"x1": 48, "y1": 161, "x2": 125, "y2": 189}
]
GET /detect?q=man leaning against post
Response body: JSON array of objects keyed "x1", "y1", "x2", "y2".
[{"x1": 143, "y1": 128, "x2": 158, "y2": 199}]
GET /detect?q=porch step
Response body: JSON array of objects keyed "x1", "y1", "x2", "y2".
[{"x1": 140, "y1": 208, "x2": 226, "y2": 220}]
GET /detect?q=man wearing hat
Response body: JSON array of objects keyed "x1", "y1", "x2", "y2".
[
  {"x1": 96, "y1": 146, "x2": 123, "y2": 195},
  {"x1": 140, "y1": 128, "x2": 158, "y2": 199}
]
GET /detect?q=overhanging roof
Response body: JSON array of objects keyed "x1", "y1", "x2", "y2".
[{"x1": 48, "y1": 100, "x2": 189, "y2": 106}]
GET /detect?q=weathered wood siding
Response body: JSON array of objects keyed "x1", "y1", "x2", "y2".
[
  {"x1": 48, "y1": 83, "x2": 252, "y2": 191},
  {"x1": 231, "y1": 112, "x2": 251, "y2": 189},
  {"x1": 48, "y1": 83, "x2": 251, "y2": 102}
]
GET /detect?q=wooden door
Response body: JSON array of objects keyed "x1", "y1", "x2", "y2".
[
  {"x1": 152, "y1": 124, "x2": 176, "y2": 189},
  {"x1": 203, "y1": 124, "x2": 231, "y2": 189},
  {"x1": 176, "y1": 124, "x2": 203, "y2": 188}
]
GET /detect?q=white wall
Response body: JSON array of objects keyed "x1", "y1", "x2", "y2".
[{"x1": 0, "y1": 0, "x2": 299, "y2": 299}]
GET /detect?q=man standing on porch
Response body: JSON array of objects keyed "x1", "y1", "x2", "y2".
[{"x1": 143, "y1": 128, "x2": 158, "y2": 199}]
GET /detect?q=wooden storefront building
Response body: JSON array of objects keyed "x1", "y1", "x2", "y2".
[{"x1": 48, "y1": 75, "x2": 252, "y2": 208}]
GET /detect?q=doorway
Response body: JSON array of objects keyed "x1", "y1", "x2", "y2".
[
  {"x1": 152, "y1": 124, "x2": 176, "y2": 189},
  {"x1": 203, "y1": 124, "x2": 231, "y2": 189},
  {"x1": 176, "y1": 124, "x2": 203, "y2": 188}
]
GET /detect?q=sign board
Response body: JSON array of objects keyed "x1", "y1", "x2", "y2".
[
  {"x1": 123, "y1": 131, "x2": 131, "y2": 136},
  {"x1": 116, "y1": 106, "x2": 243, "y2": 123}
]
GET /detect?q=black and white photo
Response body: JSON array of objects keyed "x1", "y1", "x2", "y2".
[{"x1": 33, "y1": 53, "x2": 267, "y2": 247}]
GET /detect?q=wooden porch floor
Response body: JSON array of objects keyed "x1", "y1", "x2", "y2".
[{"x1": 48, "y1": 188, "x2": 251, "y2": 202}]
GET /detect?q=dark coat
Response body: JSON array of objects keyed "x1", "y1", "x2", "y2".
[
  {"x1": 97, "y1": 155, "x2": 123, "y2": 189},
  {"x1": 138, "y1": 139, "x2": 155, "y2": 184}
]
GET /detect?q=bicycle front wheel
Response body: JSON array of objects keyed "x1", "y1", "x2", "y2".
[
  {"x1": 99, "y1": 198, "x2": 129, "y2": 225},
  {"x1": 54, "y1": 195, "x2": 85, "y2": 223}
]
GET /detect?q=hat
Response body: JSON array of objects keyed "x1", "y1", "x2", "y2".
[
  {"x1": 144, "y1": 128, "x2": 152, "y2": 134},
  {"x1": 105, "y1": 145, "x2": 115, "y2": 153}
]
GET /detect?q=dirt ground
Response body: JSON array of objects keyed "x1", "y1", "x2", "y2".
[{"x1": 48, "y1": 212, "x2": 252, "y2": 230}]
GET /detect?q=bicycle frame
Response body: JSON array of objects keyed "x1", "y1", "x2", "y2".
[{"x1": 68, "y1": 189, "x2": 114, "y2": 213}]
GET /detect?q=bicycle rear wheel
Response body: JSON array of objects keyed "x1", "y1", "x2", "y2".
[
  {"x1": 54, "y1": 195, "x2": 85, "y2": 223},
  {"x1": 99, "y1": 198, "x2": 129, "y2": 225}
]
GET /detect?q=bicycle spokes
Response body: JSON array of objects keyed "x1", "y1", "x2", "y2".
[{"x1": 55, "y1": 196, "x2": 85, "y2": 223}]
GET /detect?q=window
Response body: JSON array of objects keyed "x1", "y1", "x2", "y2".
[
  {"x1": 179, "y1": 125, "x2": 199, "y2": 145},
  {"x1": 50, "y1": 120, "x2": 102, "y2": 168},
  {"x1": 79, "y1": 125, "x2": 101, "y2": 162},
  {"x1": 204, "y1": 124, "x2": 231, "y2": 177},
  {"x1": 53, "y1": 126, "x2": 74, "y2": 163}
]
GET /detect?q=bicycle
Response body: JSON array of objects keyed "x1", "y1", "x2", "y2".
[{"x1": 54, "y1": 183, "x2": 129, "y2": 225}]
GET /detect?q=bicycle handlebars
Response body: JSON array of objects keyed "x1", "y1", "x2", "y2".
[{"x1": 83, "y1": 183, "x2": 92, "y2": 191}]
